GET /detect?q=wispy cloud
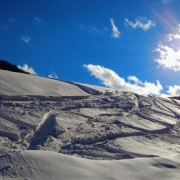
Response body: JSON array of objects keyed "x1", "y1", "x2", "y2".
[
  {"x1": 48, "y1": 71, "x2": 58, "y2": 79},
  {"x1": 84, "y1": 64, "x2": 163, "y2": 95},
  {"x1": 125, "y1": 17, "x2": 156, "y2": 31},
  {"x1": 155, "y1": 24, "x2": 180, "y2": 71},
  {"x1": 33, "y1": 17, "x2": 43, "y2": 24},
  {"x1": 169, "y1": 25, "x2": 180, "y2": 40},
  {"x1": 18, "y1": 64, "x2": 36, "y2": 75},
  {"x1": 88, "y1": 26, "x2": 103, "y2": 34},
  {"x1": 1, "y1": 17, "x2": 17, "y2": 31},
  {"x1": 80, "y1": 24, "x2": 109, "y2": 35},
  {"x1": 161, "y1": 0, "x2": 171, "y2": 4},
  {"x1": 110, "y1": 19, "x2": 120, "y2": 38},
  {"x1": 20, "y1": 36, "x2": 31, "y2": 43}
]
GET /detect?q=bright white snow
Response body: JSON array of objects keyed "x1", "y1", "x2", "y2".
[{"x1": 0, "y1": 69, "x2": 180, "y2": 179}]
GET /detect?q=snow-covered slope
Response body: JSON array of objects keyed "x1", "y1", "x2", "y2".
[
  {"x1": 0, "y1": 70, "x2": 89, "y2": 96},
  {"x1": 1, "y1": 69, "x2": 180, "y2": 179},
  {"x1": 1, "y1": 150, "x2": 180, "y2": 180}
]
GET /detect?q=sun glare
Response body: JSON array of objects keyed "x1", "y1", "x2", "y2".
[{"x1": 155, "y1": 45, "x2": 180, "y2": 71}]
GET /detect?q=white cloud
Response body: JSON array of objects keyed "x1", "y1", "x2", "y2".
[
  {"x1": 166, "y1": 85, "x2": 180, "y2": 96},
  {"x1": 84, "y1": 64, "x2": 163, "y2": 95},
  {"x1": 110, "y1": 19, "x2": 120, "y2": 38},
  {"x1": 155, "y1": 45, "x2": 180, "y2": 71},
  {"x1": 167, "y1": 26, "x2": 180, "y2": 42},
  {"x1": 128, "y1": 76, "x2": 142, "y2": 85},
  {"x1": 165, "y1": 25, "x2": 180, "y2": 41},
  {"x1": 48, "y1": 72, "x2": 58, "y2": 79},
  {"x1": 18, "y1": 64, "x2": 36, "y2": 75},
  {"x1": 155, "y1": 24, "x2": 180, "y2": 71},
  {"x1": 125, "y1": 17, "x2": 156, "y2": 31},
  {"x1": 161, "y1": 84, "x2": 180, "y2": 97},
  {"x1": 167, "y1": 34, "x2": 180, "y2": 41},
  {"x1": 20, "y1": 36, "x2": 31, "y2": 43}
]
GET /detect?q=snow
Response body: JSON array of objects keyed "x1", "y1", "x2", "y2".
[
  {"x1": 1, "y1": 150, "x2": 180, "y2": 180},
  {"x1": 0, "y1": 70, "x2": 88, "y2": 96},
  {"x1": 114, "y1": 136, "x2": 180, "y2": 157},
  {"x1": 1, "y1": 69, "x2": 180, "y2": 179}
]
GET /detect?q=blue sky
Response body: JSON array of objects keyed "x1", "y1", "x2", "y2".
[{"x1": 1, "y1": 0, "x2": 180, "y2": 96}]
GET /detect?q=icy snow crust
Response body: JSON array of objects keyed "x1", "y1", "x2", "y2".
[{"x1": 1, "y1": 70, "x2": 180, "y2": 179}]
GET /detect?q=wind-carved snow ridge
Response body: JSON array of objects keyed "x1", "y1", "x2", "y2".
[{"x1": 1, "y1": 70, "x2": 180, "y2": 179}]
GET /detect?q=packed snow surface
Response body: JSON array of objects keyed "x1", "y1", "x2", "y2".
[
  {"x1": 0, "y1": 70, "x2": 88, "y2": 96},
  {"x1": 1, "y1": 150, "x2": 180, "y2": 180},
  {"x1": 0, "y1": 70, "x2": 180, "y2": 179}
]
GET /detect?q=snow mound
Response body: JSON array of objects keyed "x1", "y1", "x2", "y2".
[{"x1": 0, "y1": 150, "x2": 180, "y2": 180}]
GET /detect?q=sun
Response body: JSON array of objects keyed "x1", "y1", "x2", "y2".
[{"x1": 155, "y1": 44, "x2": 180, "y2": 71}]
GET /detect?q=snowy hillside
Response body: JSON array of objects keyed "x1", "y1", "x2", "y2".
[
  {"x1": 0, "y1": 70, "x2": 89, "y2": 96},
  {"x1": 0, "y1": 69, "x2": 180, "y2": 179}
]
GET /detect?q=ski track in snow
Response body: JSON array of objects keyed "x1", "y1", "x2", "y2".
[
  {"x1": 1, "y1": 70, "x2": 180, "y2": 179},
  {"x1": 0, "y1": 89, "x2": 180, "y2": 160}
]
